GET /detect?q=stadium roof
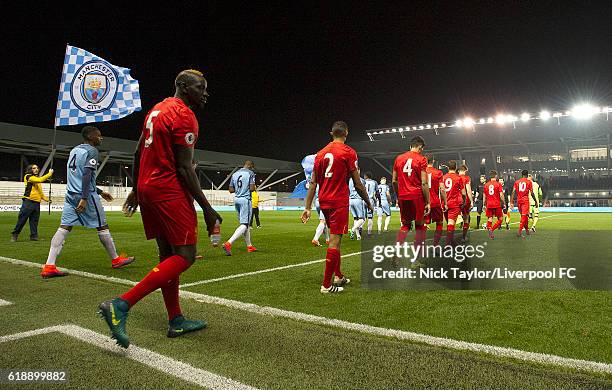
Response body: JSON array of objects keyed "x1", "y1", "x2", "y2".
[
  {"x1": 0, "y1": 122, "x2": 301, "y2": 174},
  {"x1": 351, "y1": 118, "x2": 612, "y2": 160}
]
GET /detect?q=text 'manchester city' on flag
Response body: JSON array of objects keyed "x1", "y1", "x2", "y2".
[{"x1": 54, "y1": 45, "x2": 141, "y2": 127}]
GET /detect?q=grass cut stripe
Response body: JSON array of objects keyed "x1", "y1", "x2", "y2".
[{"x1": 0, "y1": 325, "x2": 259, "y2": 390}]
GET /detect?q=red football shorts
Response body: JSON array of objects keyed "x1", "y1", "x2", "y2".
[
  {"x1": 429, "y1": 206, "x2": 444, "y2": 223},
  {"x1": 398, "y1": 198, "x2": 425, "y2": 226},
  {"x1": 140, "y1": 197, "x2": 198, "y2": 246},
  {"x1": 445, "y1": 206, "x2": 461, "y2": 222},
  {"x1": 517, "y1": 201, "x2": 530, "y2": 216},
  {"x1": 486, "y1": 207, "x2": 503, "y2": 218},
  {"x1": 322, "y1": 206, "x2": 349, "y2": 235}
]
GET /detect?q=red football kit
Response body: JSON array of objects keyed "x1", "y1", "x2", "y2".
[
  {"x1": 393, "y1": 151, "x2": 428, "y2": 224},
  {"x1": 460, "y1": 175, "x2": 472, "y2": 214},
  {"x1": 514, "y1": 178, "x2": 533, "y2": 216},
  {"x1": 314, "y1": 141, "x2": 358, "y2": 235},
  {"x1": 426, "y1": 166, "x2": 444, "y2": 223},
  {"x1": 443, "y1": 172, "x2": 463, "y2": 221},
  {"x1": 137, "y1": 97, "x2": 199, "y2": 246},
  {"x1": 484, "y1": 180, "x2": 504, "y2": 218}
]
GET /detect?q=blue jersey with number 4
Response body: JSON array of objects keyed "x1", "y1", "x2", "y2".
[
  {"x1": 230, "y1": 168, "x2": 256, "y2": 199},
  {"x1": 67, "y1": 144, "x2": 98, "y2": 194}
]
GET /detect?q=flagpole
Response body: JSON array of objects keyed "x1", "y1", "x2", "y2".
[{"x1": 48, "y1": 125, "x2": 57, "y2": 215}]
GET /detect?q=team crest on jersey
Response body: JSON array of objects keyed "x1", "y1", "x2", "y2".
[
  {"x1": 70, "y1": 60, "x2": 118, "y2": 113},
  {"x1": 185, "y1": 132, "x2": 195, "y2": 145}
]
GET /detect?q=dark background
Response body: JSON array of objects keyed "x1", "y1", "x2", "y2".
[{"x1": 1, "y1": 2, "x2": 612, "y2": 161}]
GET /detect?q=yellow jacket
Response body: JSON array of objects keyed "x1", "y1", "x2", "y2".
[
  {"x1": 22, "y1": 172, "x2": 52, "y2": 203},
  {"x1": 251, "y1": 191, "x2": 259, "y2": 208}
]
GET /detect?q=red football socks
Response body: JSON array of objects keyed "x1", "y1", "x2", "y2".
[
  {"x1": 414, "y1": 225, "x2": 426, "y2": 255},
  {"x1": 433, "y1": 223, "x2": 443, "y2": 245},
  {"x1": 396, "y1": 225, "x2": 409, "y2": 244},
  {"x1": 446, "y1": 224, "x2": 455, "y2": 245},
  {"x1": 162, "y1": 278, "x2": 181, "y2": 320},
  {"x1": 519, "y1": 215, "x2": 528, "y2": 233},
  {"x1": 492, "y1": 218, "x2": 503, "y2": 231},
  {"x1": 323, "y1": 248, "x2": 340, "y2": 288},
  {"x1": 486, "y1": 220, "x2": 492, "y2": 230},
  {"x1": 121, "y1": 254, "x2": 191, "y2": 308}
]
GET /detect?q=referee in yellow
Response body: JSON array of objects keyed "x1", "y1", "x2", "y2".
[{"x1": 11, "y1": 164, "x2": 53, "y2": 242}]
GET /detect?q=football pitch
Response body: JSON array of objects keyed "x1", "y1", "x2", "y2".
[{"x1": 0, "y1": 211, "x2": 610, "y2": 389}]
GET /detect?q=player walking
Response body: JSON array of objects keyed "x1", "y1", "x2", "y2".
[
  {"x1": 528, "y1": 173, "x2": 543, "y2": 232},
  {"x1": 442, "y1": 161, "x2": 465, "y2": 245},
  {"x1": 499, "y1": 178, "x2": 511, "y2": 230},
  {"x1": 425, "y1": 155, "x2": 447, "y2": 245},
  {"x1": 223, "y1": 161, "x2": 257, "y2": 255},
  {"x1": 377, "y1": 177, "x2": 392, "y2": 232},
  {"x1": 474, "y1": 175, "x2": 485, "y2": 229},
  {"x1": 392, "y1": 136, "x2": 430, "y2": 257},
  {"x1": 511, "y1": 170, "x2": 537, "y2": 237},
  {"x1": 41, "y1": 126, "x2": 134, "y2": 278},
  {"x1": 348, "y1": 173, "x2": 366, "y2": 240},
  {"x1": 483, "y1": 170, "x2": 506, "y2": 239},
  {"x1": 99, "y1": 70, "x2": 222, "y2": 348},
  {"x1": 311, "y1": 184, "x2": 330, "y2": 246},
  {"x1": 302, "y1": 121, "x2": 372, "y2": 293},
  {"x1": 364, "y1": 172, "x2": 380, "y2": 237},
  {"x1": 458, "y1": 165, "x2": 473, "y2": 241}
]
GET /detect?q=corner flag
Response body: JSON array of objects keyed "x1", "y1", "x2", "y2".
[{"x1": 54, "y1": 45, "x2": 141, "y2": 127}]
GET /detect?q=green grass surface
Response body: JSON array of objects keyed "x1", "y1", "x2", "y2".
[{"x1": 0, "y1": 211, "x2": 610, "y2": 388}]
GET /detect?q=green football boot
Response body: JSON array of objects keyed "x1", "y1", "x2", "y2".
[
  {"x1": 98, "y1": 298, "x2": 130, "y2": 348},
  {"x1": 167, "y1": 315, "x2": 207, "y2": 338}
]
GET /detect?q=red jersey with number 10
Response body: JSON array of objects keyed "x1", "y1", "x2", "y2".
[
  {"x1": 314, "y1": 142, "x2": 358, "y2": 209},
  {"x1": 426, "y1": 166, "x2": 443, "y2": 207},
  {"x1": 513, "y1": 178, "x2": 533, "y2": 203},
  {"x1": 442, "y1": 172, "x2": 463, "y2": 208},
  {"x1": 138, "y1": 97, "x2": 199, "y2": 203},
  {"x1": 394, "y1": 151, "x2": 428, "y2": 200},
  {"x1": 484, "y1": 180, "x2": 504, "y2": 208}
]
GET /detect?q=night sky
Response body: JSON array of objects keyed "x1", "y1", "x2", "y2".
[{"x1": 2, "y1": 3, "x2": 612, "y2": 161}]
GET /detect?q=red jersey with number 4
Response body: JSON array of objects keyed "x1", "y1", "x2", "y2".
[
  {"x1": 426, "y1": 166, "x2": 443, "y2": 207},
  {"x1": 443, "y1": 172, "x2": 463, "y2": 208},
  {"x1": 513, "y1": 178, "x2": 533, "y2": 203},
  {"x1": 314, "y1": 142, "x2": 358, "y2": 209},
  {"x1": 138, "y1": 97, "x2": 199, "y2": 203},
  {"x1": 484, "y1": 180, "x2": 504, "y2": 208},
  {"x1": 394, "y1": 151, "x2": 428, "y2": 200}
]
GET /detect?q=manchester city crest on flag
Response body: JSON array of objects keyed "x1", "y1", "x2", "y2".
[
  {"x1": 55, "y1": 45, "x2": 141, "y2": 127},
  {"x1": 72, "y1": 61, "x2": 118, "y2": 113}
]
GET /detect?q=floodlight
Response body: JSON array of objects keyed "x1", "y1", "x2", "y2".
[
  {"x1": 520, "y1": 113, "x2": 530, "y2": 122},
  {"x1": 539, "y1": 110, "x2": 551, "y2": 120}
]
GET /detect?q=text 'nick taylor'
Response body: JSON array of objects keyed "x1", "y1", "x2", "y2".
[{"x1": 372, "y1": 267, "x2": 577, "y2": 280}]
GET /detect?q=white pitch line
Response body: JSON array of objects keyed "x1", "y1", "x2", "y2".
[
  {"x1": 0, "y1": 324, "x2": 258, "y2": 390},
  {"x1": 0, "y1": 298, "x2": 12, "y2": 306},
  {"x1": 180, "y1": 250, "x2": 372, "y2": 288}
]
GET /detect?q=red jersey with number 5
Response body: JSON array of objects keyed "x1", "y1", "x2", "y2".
[
  {"x1": 426, "y1": 166, "x2": 443, "y2": 207},
  {"x1": 314, "y1": 141, "x2": 358, "y2": 209},
  {"x1": 138, "y1": 97, "x2": 199, "y2": 203},
  {"x1": 442, "y1": 172, "x2": 463, "y2": 208},
  {"x1": 393, "y1": 151, "x2": 427, "y2": 200},
  {"x1": 513, "y1": 178, "x2": 533, "y2": 203},
  {"x1": 484, "y1": 180, "x2": 504, "y2": 208}
]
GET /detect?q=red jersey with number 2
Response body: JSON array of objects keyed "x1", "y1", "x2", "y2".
[
  {"x1": 138, "y1": 97, "x2": 199, "y2": 203},
  {"x1": 484, "y1": 180, "x2": 504, "y2": 208},
  {"x1": 513, "y1": 178, "x2": 533, "y2": 203},
  {"x1": 394, "y1": 151, "x2": 428, "y2": 200},
  {"x1": 442, "y1": 172, "x2": 463, "y2": 209},
  {"x1": 314, "y1": 142, "x2": 358, "y2": 209},
  {"x1": 426, "y1": 166, "x2": 443, "y2": 207}
]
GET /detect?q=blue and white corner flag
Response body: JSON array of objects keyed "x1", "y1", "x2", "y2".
[{"x1": 55, "y1": 45, "x2": 141, "y2": 127}]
